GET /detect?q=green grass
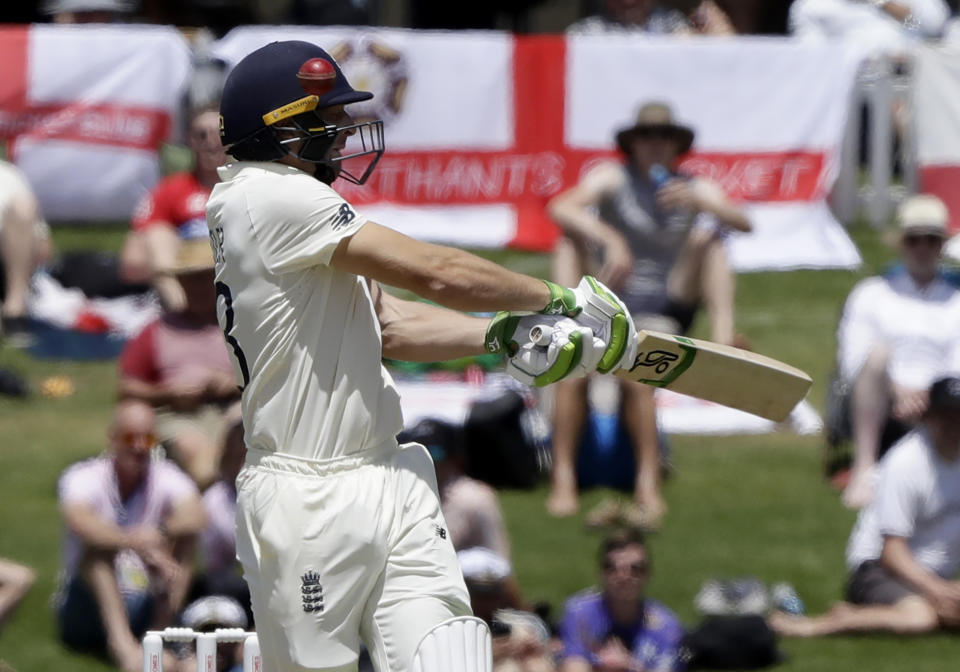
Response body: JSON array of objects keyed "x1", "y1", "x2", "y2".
[{"x1": 2, "y1": 223, "x2": 960, "y2": 670}]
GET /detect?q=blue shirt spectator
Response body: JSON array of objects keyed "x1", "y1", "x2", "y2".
[
  {"x1": 560, "y1": 591, "x2": 686, "y2": 671},
  {"x1": 558, "y1": 528, "x2": 686, "y2": 672}
]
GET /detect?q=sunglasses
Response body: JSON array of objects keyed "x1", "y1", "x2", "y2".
[
  {"x1": 632, "y1": 127, "x2": 677, "y2": 141},
  {"x1": 903, "y1": 233, "x2": 943, "y2": 247},
  {"x1": 117, "y1": 431, "x2": 157, "y2": 450},
  {"x1": 602, "y1": 560, "x2": 650, "y2": 577}
]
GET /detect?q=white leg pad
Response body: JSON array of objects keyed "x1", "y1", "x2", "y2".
[{"x1": 411, "y1": 616, "x2": 492, "y2": 672}]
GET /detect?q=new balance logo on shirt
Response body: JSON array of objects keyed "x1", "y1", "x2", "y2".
[{"x1": 331, "y1": 203, "x2": 356, "y2": 231}]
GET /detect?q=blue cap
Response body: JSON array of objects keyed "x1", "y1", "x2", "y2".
[{"x1": 220, "y1": 40, "x2": 373, "y2": 147}]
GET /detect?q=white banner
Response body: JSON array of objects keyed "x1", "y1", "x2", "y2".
[{"x1": 912, "y1": 42, "x2": 960, "y2": 234}]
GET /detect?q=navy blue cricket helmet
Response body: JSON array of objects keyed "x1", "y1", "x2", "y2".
[{"x1": 219, "y1": 40, "x2": 384, "y2": 185}]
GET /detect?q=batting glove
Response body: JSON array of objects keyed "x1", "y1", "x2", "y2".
[
  {"x1": 484, "y1": 312, "x2": 606, "y2": 387},
  {"x1": 543, "y1": 276, "x2": 637, "y2": 374}
]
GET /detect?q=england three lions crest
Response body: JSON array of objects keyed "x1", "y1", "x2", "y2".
[{"x1": 301, "y1": 570, "x2": 325, "y2": 614}]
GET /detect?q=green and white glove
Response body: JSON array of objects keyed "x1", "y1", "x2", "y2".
[
  {"x1": 485, "y1": 312, "x2": 605, "y2": 387},
  {"x1": 541, "y1": 276, "x2": 637, "y2": 373}
]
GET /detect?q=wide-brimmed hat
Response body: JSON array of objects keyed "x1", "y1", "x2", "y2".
[
  {"x1": 172, "y1": 239, "x2": 216, "y2": 275},
  {"x1": 898, "y1": 194, "x2": 949, "y2": 238},
  {"x1": 616, "y1": 102, "x2": 695, "y2": 155}
]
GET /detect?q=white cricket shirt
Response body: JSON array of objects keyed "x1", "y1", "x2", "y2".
[
  {"x1": 846, "y1": 428, "x2": 960, "y2": 578},
  {"x1": 206, "y1": 162, "x2": 403, "y2": 460},
  {"x1": 836, "y1": 271, "x2": 960, "y2": 389}
]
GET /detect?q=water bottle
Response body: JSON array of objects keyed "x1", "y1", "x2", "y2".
[{"x1": 648, "y1": 163, "x2": 671, "y2": 189}]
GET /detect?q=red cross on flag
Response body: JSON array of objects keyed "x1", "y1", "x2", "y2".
[{"x1": 0, "y1": 24, "x2": 190, "y2": 220}]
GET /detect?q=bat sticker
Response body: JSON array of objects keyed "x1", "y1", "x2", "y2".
[{"x1": 631, "y1": 349, "x2": 680, "y2": 374}]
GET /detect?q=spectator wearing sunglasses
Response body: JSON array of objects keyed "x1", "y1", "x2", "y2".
[
  {"x1": 545, "y1": 101, "x2": 751, "y2": 527},
  {"x1": 558, "y1": 528, "x2": 685, "y2": 672},
  {"x1": 835, "y1": 194, "x2": 960, "y2": 509},
  {"x1": 53, "y1": 399, "x2": 205, "y2": 672}
]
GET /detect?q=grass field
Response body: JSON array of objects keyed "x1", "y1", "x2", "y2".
[{"x1": 2, "y1": 223, "x2": 959, "y2": 671}]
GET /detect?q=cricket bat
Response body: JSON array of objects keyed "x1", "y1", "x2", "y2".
[{"x1": 531, "y1": 326, "x2": 812, "y2": 422}]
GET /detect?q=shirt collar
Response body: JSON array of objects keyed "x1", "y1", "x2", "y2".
[{"x1": 217, "y1": 161, "x2": 309, "y2": 181}]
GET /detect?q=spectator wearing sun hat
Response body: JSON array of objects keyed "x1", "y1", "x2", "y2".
[
  {"x1": 118, "y1": 239, "x2": 240, "y2": 490},
  {"x1": 835, "y1": 194, "x2": 960, "y2": 509}
]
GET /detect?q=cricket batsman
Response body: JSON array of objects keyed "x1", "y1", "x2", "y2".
[{"x1": 207, "y1": 40, "x2": 637, "y2": 672}]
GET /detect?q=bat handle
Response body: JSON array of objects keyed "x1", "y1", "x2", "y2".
[{"x1": 529, "y1": 324, "x2": 553, "y2": 346}]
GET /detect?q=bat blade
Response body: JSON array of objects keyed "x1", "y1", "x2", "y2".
[{"x1": 615, "y1": 330, "x2": 813, "y2": 422}]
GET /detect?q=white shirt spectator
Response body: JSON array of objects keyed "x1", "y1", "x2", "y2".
[
  {"x1": 846, "y1": 428, "x2": 960, "y2": 577},
  {"x1": 836, "y1": 269, "x2": 960, "y2": 389},
  {"x1": 58, "y1": 456, "x2": 197, "y2": 594},
  {"x1": 201, "y1": 480, "x2": 237, "y2": 574},
  {"x1": 790, "y1": 0, "x2": 951, "y2": 56}
]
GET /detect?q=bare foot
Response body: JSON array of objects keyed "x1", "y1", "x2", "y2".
[
  {"x1": 546, "y1": 491, "x2": 579, "y2": 517},
  {"x1": 585, "y1": 498, "x2": 623, "y2": 529},
  {"x1": 768, "y1": 610, "x2": 819, "y2": 637},
  {"x1": 636, "y1": 491, "x2": 667, "y2": 530},
  {"x1": 842, "y1": 467, "x2": 875, "y2": 509}
]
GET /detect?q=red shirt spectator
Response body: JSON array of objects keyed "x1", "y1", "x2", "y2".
[
  {"x1": 119, "y1": 316, "x2": 233, "y2": 391},
  {"x1": 130, "y1": 172, "x2": 211, "y2": 241}
]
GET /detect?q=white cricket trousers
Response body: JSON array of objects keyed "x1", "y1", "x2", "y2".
[{"x1": 235, "y1": 442, "x2": 472, "y2": 672}]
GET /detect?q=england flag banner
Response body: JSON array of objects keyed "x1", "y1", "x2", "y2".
[{"x1": 0, "y1": 25, "x2": 191, "y2": 220}]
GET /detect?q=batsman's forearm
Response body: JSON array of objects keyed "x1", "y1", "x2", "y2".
[
  {"x1": 379, "y1": 298, "x2": 490, "y2": 362},
  {"x1": 412, "y1": 245, "x2": 551, "y2": 313}
]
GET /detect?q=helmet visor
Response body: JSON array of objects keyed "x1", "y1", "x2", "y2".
[
  {"x1": 331, "y1": 119, "x2": 384, "y2": 185},
  {"x1": 276, "y1": 115, "x2": 384, "y2": 186}
]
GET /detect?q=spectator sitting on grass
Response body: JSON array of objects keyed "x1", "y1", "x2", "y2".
[
  {"x1": 118, "y1": 238, "x2": 240, "y2": 490},
  {"x1": 558, "y1": 528, "x2": 685, "y2": 672},
  {"x1": 771, "y1": 376, "x2": 960, "y2": 637},
  {"x1": 545, "y1": 101, "x2": 751, "y2": 526},
  {"x1": 834, "y1": 194, "x2": 960, "y2": 509},
  {"x1": 54, "y1": 400, "x2": 205, "y2": 672}
]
